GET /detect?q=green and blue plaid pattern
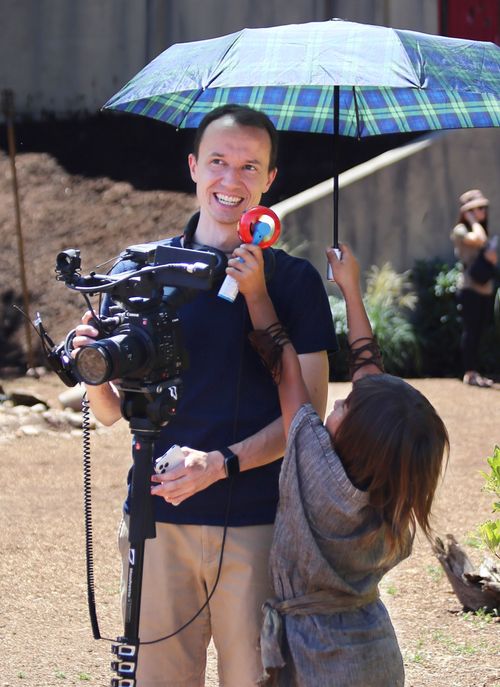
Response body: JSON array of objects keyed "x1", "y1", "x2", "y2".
[
  {"x1": 113, "y1": 85, "x2": 499, "y2": 137},
  {"x1": 104, "y1": 20, "x2": 500, "y2": 138}
]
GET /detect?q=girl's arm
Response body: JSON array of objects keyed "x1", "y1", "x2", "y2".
[
  {"x1": 233, "y1": 243, "x2": 380, "y2": 436},
  {"x1": 328, "y1": 244, "x2": 383, "y2": 382},
  {"x1": 230, "y1": 244, "x2": 312, "y2": 435}
]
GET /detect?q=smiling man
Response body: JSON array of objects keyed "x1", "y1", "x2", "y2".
[
  {"x1": 74, "y1": 104, "x2": 337, "y2": 686},
  {"x1": 187, "y1": 106, "x2": 278, "y2": 249}
]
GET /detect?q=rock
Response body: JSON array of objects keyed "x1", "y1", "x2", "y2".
[
  {"x1": 31, "y1": 403, "x2": 48, "y2": 413},
  {"x1": 8, "y1": 390, "x2": 48, "y2": 408},
  {"x1": 63, "y1": 410, "x2": 85, "y2": 429},
  {"x1": 16, "y1": 425, "x2": 42, "y2": 436},
  {"x1": 26, "y1": 366, "x2": 50, "y2": 378},
  {"x1": 10, "y1": 405, "x2": 35, "y2": 416},
  {"x1": 42, "y1": 409, "x2": 71, "y2": 429},
  {"x1": 0, "y1": 414, "x2": 21, "y2": 431},
  {"x1": 58, "y1": 384, "x2": 85, "y2": 411}
]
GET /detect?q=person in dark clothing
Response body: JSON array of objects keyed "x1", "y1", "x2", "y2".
[{"x1": 451, "y1": 188, "x2": 497, "y2": 387}]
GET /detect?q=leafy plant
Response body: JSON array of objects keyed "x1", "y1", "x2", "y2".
[
  {"x1": 409, "y1": 259, "x2": 462, "y2": 377},
  {"x1": 329, "y1": 257, "x2": 500, "y2": 380},
  {"x1": 478, "y1": 446, "x2": 500, "y2": 559},
  {"x1": 329, "y1": 262, "x2": 418, "y2": 380}
]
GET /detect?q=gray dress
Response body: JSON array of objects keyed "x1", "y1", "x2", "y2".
[{"x1": 260, "y1": 404, "x2": 410, "y2": 687}]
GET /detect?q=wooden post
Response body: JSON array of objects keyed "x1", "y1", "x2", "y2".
[{"x1": 1, "y1": 89, "x2": 35, "y2": 371}]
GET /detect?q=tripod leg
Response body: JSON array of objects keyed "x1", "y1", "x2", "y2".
[{"x1": 111, "y1": 432, "x2": 158, "y2": 686}]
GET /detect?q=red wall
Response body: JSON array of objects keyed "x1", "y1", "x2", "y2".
[{"x1": 439, "y1": 0, "x2": 499, "y2": 44}]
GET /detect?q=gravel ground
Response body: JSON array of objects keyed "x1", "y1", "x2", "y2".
[{"x1": 1, "y1": 374, "x2": 499, "y2": 687}]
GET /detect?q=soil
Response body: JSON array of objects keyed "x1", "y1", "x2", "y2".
[{"x1": 1, "y1": 134, "x2": 499, "y2": 687}]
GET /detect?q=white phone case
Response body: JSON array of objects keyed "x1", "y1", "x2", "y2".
[{"x1": 154, "y1": 444, "x2": 185, "y2": 474}]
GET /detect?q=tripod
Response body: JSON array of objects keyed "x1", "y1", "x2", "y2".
[{"x1": 110, "y1": 377, "x2": 181, "y2": 687}]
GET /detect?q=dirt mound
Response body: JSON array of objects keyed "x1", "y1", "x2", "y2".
[
  {"x1": 0, "y1": 114, "x2": 419, "y2": 371},
  {"x1": 0, "y1": 147, "x2": 198, "y2": 366}
]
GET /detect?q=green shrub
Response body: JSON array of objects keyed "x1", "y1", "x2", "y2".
[
  {"x1": 409, "y1": 259, "x2": 462, "y2": 377},
  {"x1": 329, "y1": 263, "x2": 418, "y2": 380},
  {"x1": 329, "y1": 258, "x2": 499, "y2": 380},
  {"x1": 478, "y1": 446, "x2": 500, "y2": 559}
]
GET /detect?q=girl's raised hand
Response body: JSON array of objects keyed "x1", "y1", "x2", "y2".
[{"x1": 326, "y1": 243, "x2": 361, "y2": 295}]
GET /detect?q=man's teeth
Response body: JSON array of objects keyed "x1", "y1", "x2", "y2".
[{"x1": 216, "y1": 193, "x2": 241, "y2": 206}]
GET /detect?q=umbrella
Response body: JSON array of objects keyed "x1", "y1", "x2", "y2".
[{"x1": 103, "y1": 18, "x2": 500, "y2": 247}]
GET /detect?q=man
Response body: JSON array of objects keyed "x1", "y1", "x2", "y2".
[{"x1": 73, "y1": 105, "x2": 336, "y2": 686}]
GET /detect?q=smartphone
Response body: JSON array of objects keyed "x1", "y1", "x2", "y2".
[{"x1": 154, "y1": 445, "x2": 185, "y2": 475}]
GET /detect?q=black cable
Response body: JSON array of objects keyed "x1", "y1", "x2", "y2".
[
  {"x1": 80, "y1": 259, "x2": 250, "y2": 648},
  {"x1": 141, "y1": 478, "x2": 234, "y2": 645},
  {"x1": 137, "y1": 296, "x2": 249, "y2": 645},
  {"x1": 81, "y1": 391, "x2": 103, "y2": 640}
]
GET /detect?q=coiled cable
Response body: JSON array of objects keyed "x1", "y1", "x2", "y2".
[{"x1": 82, "y1": 390, "x2": 103, "y2": 640}]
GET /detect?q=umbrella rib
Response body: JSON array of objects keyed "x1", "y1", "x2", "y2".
[
  {"x1": 176, "y1": 32, "x2": 244, "y2": 128},
  {"x1": 352, "y1": 87, "x2": 361, "y2": 140}
]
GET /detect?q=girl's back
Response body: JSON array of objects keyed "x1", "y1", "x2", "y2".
[{"x1": 267, "y1": 403, "x2": 407, "y2": 687}]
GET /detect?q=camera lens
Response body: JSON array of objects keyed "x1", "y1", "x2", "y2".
[{"x1": 75, "y1": 345, "x2": 112, "y2": 385}]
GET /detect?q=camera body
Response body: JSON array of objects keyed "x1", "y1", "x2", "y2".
[{"x1": 74, "y1": 305, "x2": 187, "y2": 387}]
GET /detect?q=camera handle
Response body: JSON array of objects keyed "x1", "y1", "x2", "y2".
[{"x1": 110, "y1": 378, "x2": 182, "y2": 687}]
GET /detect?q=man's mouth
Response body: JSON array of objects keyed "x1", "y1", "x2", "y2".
[{"x1": 214, "y1": 193, "x2": 243, "y2": 207}]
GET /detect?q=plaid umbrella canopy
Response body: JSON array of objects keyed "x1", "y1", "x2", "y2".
[{"x1": 104, "y1": 18, "x2": 500, "y2": 245}]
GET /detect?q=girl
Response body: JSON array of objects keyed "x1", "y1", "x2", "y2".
[{"x1": 230, "y1": 242, "x2": 449, "y2": 687}]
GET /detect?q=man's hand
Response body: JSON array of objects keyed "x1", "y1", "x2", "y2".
[
  {"x1": 71, "y1": 310, "x2": 100, "y2": 357},
  {"x1": 150, "y1": 447, "x2": 226, "y2": 505}
]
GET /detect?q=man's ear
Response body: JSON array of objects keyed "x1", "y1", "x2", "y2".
[
  {"x1": 188, "y1": 153, "x2": 198, "y2": 183},
  {"x1": 265, "y1": 167, "x2": 278, "y2": 192}
]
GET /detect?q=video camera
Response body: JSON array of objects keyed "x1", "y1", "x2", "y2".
[{"x1": 37, "y1": 242, "x2": 220, "y2": 394}]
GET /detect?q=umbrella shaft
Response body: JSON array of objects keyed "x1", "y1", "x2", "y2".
[{"x1": 333, "y1": 86, "x2": 340, "y2": 248}]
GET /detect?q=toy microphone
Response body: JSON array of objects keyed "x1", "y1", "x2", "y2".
[{"x1": 218, "y1": 206, "x2": 281, "y2": 302}]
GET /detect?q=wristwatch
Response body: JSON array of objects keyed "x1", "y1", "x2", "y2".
[{"x1": 221, "y1": 447, "x2": 240, "y2": 478}]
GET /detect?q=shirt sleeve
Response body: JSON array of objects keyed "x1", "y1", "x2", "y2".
[{"x1": 287, "y1": 404, "x2": 367, "y2": 506}]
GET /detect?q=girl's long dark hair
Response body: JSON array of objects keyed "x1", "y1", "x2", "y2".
[{"x1": 333, "y1": 374, "x2": 449, "y2": 556}]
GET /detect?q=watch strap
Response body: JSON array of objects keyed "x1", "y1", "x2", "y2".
[{"x1": 221, "y1": 447, "x2": 240, "y2": 478}]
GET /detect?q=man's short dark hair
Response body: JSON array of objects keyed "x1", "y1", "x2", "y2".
[{"x1": 193, "y1": 104, "x2": 278, "y2": 171}]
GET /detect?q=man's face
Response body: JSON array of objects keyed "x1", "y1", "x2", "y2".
[
  {"x1": 472, "y1": 206, "x2": 488, "y2": 223},
  {"x1": 188, "y1": 116, "x2": 277, "y2": 232}
]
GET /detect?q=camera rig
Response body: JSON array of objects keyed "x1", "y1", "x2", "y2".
[
  {"x1": 42, "y1": 244, "x2": 217, "y2": 381},
  {"x1": 37, "y1": 241, "x2": 221, "y2": 686}
]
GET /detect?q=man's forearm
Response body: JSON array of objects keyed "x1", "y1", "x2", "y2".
[
  {"x1": 85, "y1": 382, "x2": 122, "y2": 425},
  {"x1": 228, "y1": 416, "x2": 286, "y2": 471},
  {"x1": 227, "y1": 351, "x2": 328, "y2": 466}
]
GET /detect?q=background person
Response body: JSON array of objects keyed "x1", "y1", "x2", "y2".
[
  {"x1": 235, "y1": 242, "x2": 449, "y2": 687},
  {"x1": 451, "y1": 188, "x2": 497, "y2": 387},
  {"x1": 73, "y1": 104, "x2": 337, "y2": 686}
]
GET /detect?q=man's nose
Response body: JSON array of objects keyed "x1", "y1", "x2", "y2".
[{"x1": 221, "y1": 166, "x2": 241, "y2": 187}]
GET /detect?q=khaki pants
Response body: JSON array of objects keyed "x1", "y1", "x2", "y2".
[{"x1": 119, "y1": 518, "x2": 274, "y2": 687}]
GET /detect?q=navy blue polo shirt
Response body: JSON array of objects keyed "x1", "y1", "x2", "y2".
[{"x1": 106, "y1": 222, "x2": 337, "y2": 526}]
